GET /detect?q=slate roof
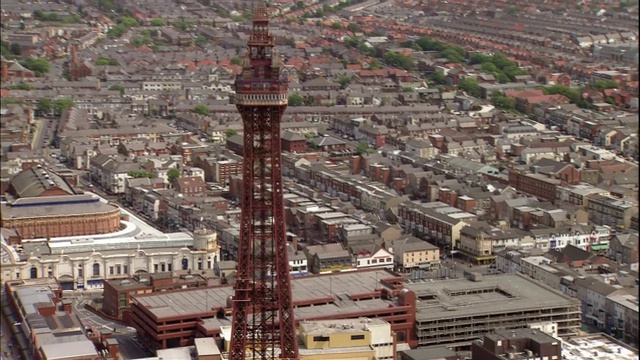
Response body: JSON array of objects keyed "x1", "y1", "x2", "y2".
[
  {"x1": 281, "y1": 130, "x2": 305, "y2": 142},
  {"x1": 10, "y1": 166, "x2": 75, "y2": 199}
]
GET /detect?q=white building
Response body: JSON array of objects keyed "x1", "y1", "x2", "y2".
[{"x1": 1, "y1": 206, "x2": 220, "y2": 290}]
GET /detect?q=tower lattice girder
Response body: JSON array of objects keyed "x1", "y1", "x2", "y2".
[{"x1": 229, "y1": 4, "x2": 299, "y2": 360}]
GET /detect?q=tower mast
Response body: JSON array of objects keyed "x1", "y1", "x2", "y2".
[{"x1": 229, "y1": 2, "x2": 299, "y2": 360}]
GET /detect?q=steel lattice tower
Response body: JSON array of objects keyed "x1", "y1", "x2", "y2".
[{"x1": 229, "y1": 3, "x2": 299, "y2": 360}]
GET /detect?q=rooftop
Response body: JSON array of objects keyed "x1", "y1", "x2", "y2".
[
  {"x1": 133, "y1": 269, "x2": 398, "y2": 320},
  {"x1": 406, "y1": 274, "x2": 579, "y2": 320},
  {"x1": 562, "y1": 334, "x2": 638, "y2": 360}
]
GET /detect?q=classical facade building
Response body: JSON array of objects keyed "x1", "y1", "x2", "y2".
[{"x1": 1, "y1": 215, "x2": 220, "y2": 290}]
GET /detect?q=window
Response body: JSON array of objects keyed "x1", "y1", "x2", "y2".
[
  {"x1": 123, "y1": 266, "x2": 128, "y2": 274},
  {"x1": 109, "y1": 267, "x2": 114, "y2": 275},
  {"x1": 116, "y1": 265, "x2": 121, "y2": 275},
  {"x1": 93, "y1": 263, "x2": 100, "y2": 276},
  {"x1": 168, "y1": 264, "x2": 172, "y2": 272},
  {"x1": 351, "y1": 335, "x2": 365, "y2": 340},
  {"x1": 154, "y1": 264, "x2": 159, "y2": 272},
  {"x1": 313, "y1": 336, "x2": 330, "y2": 342},
  {"x1": 161, "y1": 263, "x2": 166, "y2": 272},
  {"x1": 30, "y1": 267, "x2": 38, "y2": 279}
]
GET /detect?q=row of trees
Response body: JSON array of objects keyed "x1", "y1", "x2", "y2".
[
  {"x1": 399, "y1": 36, "x2": 467, "y2": 63},
  {"x1": 383, "y1": 51, "x2": 415, "y2": 71},
  {"x1": 96, "y1": 57, "x2": 119, "y2": 66},
  {"x1": 36, "y1": 98, "x2": 75, "y2": 115},
  {"x1": 33, "y1": 10, "x2": 83, "y2": 23},
  {"x1": 490, "y1": 82, "x2": 619, "y2": 112},
  {"x1": 468, "y1": 53, "x2": 529, "y2": 83},
  {"x1": 128, "y1": 168, "x2": 181, "y2": 184}
]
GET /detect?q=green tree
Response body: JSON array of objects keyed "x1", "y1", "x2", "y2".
[
  {"x1": 98, "y1": 0, "x2": 115, "y2": 10},
  {"x1": 225, "y1": 128, "x2": 238, "y2": 137},
  {"x1": 542, "y1": 85, "x2": 581, "y2": 104},
  {"x1": 430, "y1": 70, "x2": 447, "y2": 85},
  {"x1": 96, "y1": 57, "x2": 119, "y2": 66},
  {"x1": 288, "y1": 93, "x2": 304, "y2": 106},
  {"x1": 36, "y1": 98, "x2": 52, "y2": 115},
  {"x1": 230, "y1": 56, "x2": 243, "y2": 65},
  {"x1": 369, "y1": 58, "x2": 380, "y2": 70},
  {"x1": 19, "y1": 57, "x2": 50, "y2": 77},
  {"x1": 33, "y1": 9, "x2": 45, "y2": 20},
  {"x1": 1, "y1": 42, "x2": 15, "y2": 59},
  {"x1": 383, "y1": 51, "x2": 415, "y2": 71},
  {"x1": 121, "y1": 17, "x2": 139, "y2": 28},
  {"x1": 8, "y1": 83, "x2": 33, "y2": 90},
  {"x1": 344, "y1": 37, "x2": 359, "y2": 48},
  {"x1": 458, "y1": 78, "x2": 482, "y2": 98},
  {"x1": 167, "y1": 168, "x2": 181, "y2": 186},
  {"x1": 441, "y1": 47, "x2": 465, "y2": 63},
  {"x1": 194, "y1": 104, "x2": 210, "y2": 116},
  {"x1": 107, "y1": 24, "x2": 127, "y2": 38},
  {"x1": 10, "y1": 42, "x2": 21, "y2": 55},
  {"x1": 150, "y1": 18, "x2": 166, "y2": 26},
  {"x1": 347, "y1": 23, "x2": 360, "y2": 32},
  {"x1": 63, "y1": 14, "x2": 83, "y2": 24},
  {"x1": 194, "y1": 35, "x2": 206, "y2": 47},
  {"x1": 469, "y1": 53, "x2": 490, "y2": 65},
  {"x1": 331, "y1": 22, "x2": 343, "y2": 29},
  {"x1": 109, "y1": 84, "x2": 125, "y2": 95},
  {"x1": 53, "y1": 98, "x2": 75, "y2": 114},
  {"x1": 490, "y1": 91, "x2": 516, "y2": 110},
  {"x1": 355, "y1": 141, "x2": 371, "y2": 155},
  {"x1": 591, "y1": 80, "x2": 618, "y2": 89},
  {"x1": 337, "y1": 74, "x2": 352, "y2": 88}
]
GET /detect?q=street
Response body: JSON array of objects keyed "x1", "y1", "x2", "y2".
[
  {"x1": 69, "y1": 291, "x2": 128, "y2": 332},
  {"x1": 68, "y1": 291, "x2": 151, "y2": 359}
]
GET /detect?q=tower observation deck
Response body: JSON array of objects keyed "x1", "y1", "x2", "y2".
[{"x1": 229, "y1": 3, "x2": 299, "y2": 360}]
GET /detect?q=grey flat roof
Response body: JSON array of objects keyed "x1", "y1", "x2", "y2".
[
  {"x1": 406, "y1": 274, "x2": 579, "y2": 321},
  {"x1": 134, "y1": 269, "x2": 396, "y2": 320},
  {"x1": 39, "y1": 340, "x2": 99, "y2": 360}
]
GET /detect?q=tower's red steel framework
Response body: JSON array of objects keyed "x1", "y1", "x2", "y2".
[{"x1": 229, "y1": 3, "x2": 299, "y2": 360}]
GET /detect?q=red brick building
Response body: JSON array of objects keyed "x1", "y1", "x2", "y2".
[
  {"x1": 175, "y1": 176, "x2": 206, "y2": 196},
  {"x1": 508, "y1": 169, "x2": 562, "y2": 201},
  {"x1": 281, "y1": 130, "x2": 306, "y2": 153},
  {"x1": 2, "y1": 167, "x2": 121, "y2": 239},
  {"x1": 102, "y1": 272, "x2": 210, "y2": 320}
]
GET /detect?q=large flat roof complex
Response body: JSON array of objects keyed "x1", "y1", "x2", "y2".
[
  {"x1": 405, "y1": 274, "x2": 581, "y2": 348},
  {"x1": 132, "y1": 269, "x2": 397, "y2": 321},
  {"x1": 129, "y1": 269, "x2": 414, "y2": 350}
]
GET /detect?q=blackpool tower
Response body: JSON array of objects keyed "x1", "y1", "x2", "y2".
[{"x1": 229, "y1": 3, "x2": 299, "y2": 360}]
